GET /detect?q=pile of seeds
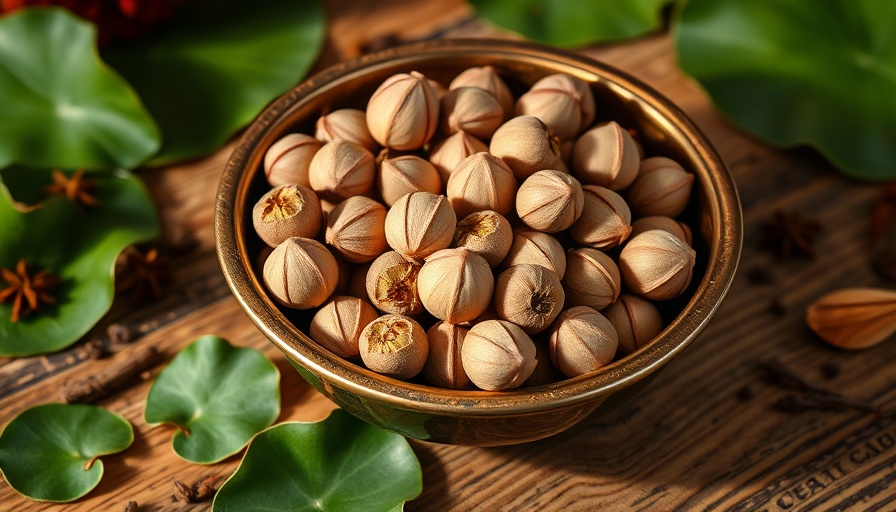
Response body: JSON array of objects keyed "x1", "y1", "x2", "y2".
[{"x1": 253, "y1": 67, "x2": 696, "y2": 391}]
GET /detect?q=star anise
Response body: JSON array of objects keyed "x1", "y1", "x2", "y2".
[
  {"x1": 761, "y1": 209, "x2": 822, "y2": 259},
  {"x1": 0, "y1": 259, "x2": 59, "y2": 322},
  {"x1": 44, "y1": 169, "x2": 99, "y2": 208},
  {"x1": 115, "y1": 246, "x2": 172, "y2": 300}
]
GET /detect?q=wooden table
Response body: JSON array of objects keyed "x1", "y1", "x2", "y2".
[{"x1": 2, "y1": 1, "x2": 894, "y2": 510}]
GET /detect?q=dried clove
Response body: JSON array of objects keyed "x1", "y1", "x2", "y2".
[
  {"x1": 124, "y1": 501, "x2": 139, "y2": 512},
  {"x1": 761, "y1": 209, "x2": 821, "y2": 259},
  {"x1": 173, "y1": 479, "x2": 196, "y2": 503},
  {"x1": 60, "y1": 345, "x2": 162, "y2": 403},
  {"x1": 107, "y1": 323, "x2": 133, "y2": 344},
  {"x1": 194, "y1": 475, "x2": 218, "y2": 501},
  {"x1": 82, "y1": 340, "x2": 110, "y2": 360}
]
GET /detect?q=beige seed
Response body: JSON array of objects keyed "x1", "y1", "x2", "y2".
[
  {"x1": 440, "y1": 87, "x2": 504, "y2": 140},
  {"x1": 365, "y1": 251, "x2": 423, "y2": 316},
  {"x1": 446, "y1": 152, "x2": 517, "y2": 218},
  {"x1": 572, "y1": 121, "x2": 641, "y2": 190},
  {"x1": 563, "y1": 247, "x2": 621, "y2": 311},
  {"x1": 626, "y1": 157, "x2": 695, "y2": 217},
  {"x1": 325, "y1": 196, "x2": 388, "y2": 263},
  {"x1": 461, "y1": 320, "x2": 537, "y2": 391},
  {"x1": 315, "y1": 108, "x2": 379, "y2": 153},
  {"x1": 252, "y1": 184, "x2": 322, "y2": 247},
  {"x1": 384, "y1": 191, "x2": 457, "y2": 261},
  {"x1": 515, "y1": 74, "x2": 595, "y2": 140},
  {"x1": 377, "y1": 155, "x2": 442, "y2": 207},
  {"x1": 449, "y1": 65, "x2": 514, "y2": 119},
  {"x1": 262, "y1": 237, "x2": 338, "y2": 309},
  {"x1": 619, "y1": 230, "x2": 696, "y2": 301},
  {"x1": 424, "y1": 322, "x2": 472, "y2": 389},
  {"x1": 308, "y1": 139, "x2": 375, "y2": 202},
  {"x1": 549, "y1": 306, "x2": 618, "y2": 378},
  {"x1": 452, "y1": 210, "x2": 513, "y2": 268},
  {"x1": 494, "y1": 264, "x2": 565, "y2": 334},
  {"x1": 359, "y1": 314, "x2": 429, "y2": 379},
  {"x1": 501, "y1": 231, "x2": 567, "y2": 279},
  {"x1": 428, "y1": 131, "x2": 489, "y2": 184},
  {"x1": 604, "y1": 294, "x2": 663, "y2": 357},
  {"x1": 568, "y1": 185, "x2": 632, "y2": 249},
  {"x1": 366, "y1": 71, "x2": 439, "y2": 150},
  {"x1": 417, "y1": 248, "x2": 494, "y2": 323},
  {"x1": 516, "y1": 170, "x2": 584, "y2": 233},
  {"x1": 489, "y1": 116, "x2": 567, "y2": 179},
  {"x1": 309, "y1": 296, "x2": 379, "y2": 358},
  {"x1": 263, "y1": 133, "x2": 323, "y2": 188}
]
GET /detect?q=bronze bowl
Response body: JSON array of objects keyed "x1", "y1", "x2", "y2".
[{"x1": 215, "y1": 39, "x2": 742, "y2": 446}]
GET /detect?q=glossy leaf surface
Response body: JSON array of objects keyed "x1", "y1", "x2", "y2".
[
  {"x1": 214, "y1": 409, "x2": 422, "y2": 512},
  {"x1": 471, "y1": 0, "x2": 669, "y2": 47},
  {"x1": 676, "y1": 0, "x2": 896, "y2": 180},
  {"x1": 104, "y1": 0, "x2": 326, "y2": 164},
  {"x1": 0, "y1": 167, "x2": 158, "y2": 357},
  {"x1": 144, "y1": 335, "x2": 280, "y2": 464},
  {"x1": 0, "y1": 404, "x2": 133, "y2": 502},
  {"x1": 0, "y1": 8, "x2": 160, "y2": 170}
]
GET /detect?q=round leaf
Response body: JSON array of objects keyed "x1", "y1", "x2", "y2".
[
  {"x1": 675, "y1": 0, "x2": 896, "y2": 180},
  {"x1": 144, "y1": 335, "x2": 280, "y2": 464},
  {"x1": 103, "y1": 0, "x2": 326, "y2": 165},
  {"x1": 0, "y1": 167, "x2": 159, "y2": 357},
  {"x1": 0, "y1": 403, "x2": 134, "y2": 502},
  {"x1": 0, "y1": 8, "x2": 160, "y2": 170},
  {"x1": 213, "y1": 409, "x2": 423, "y2": 512},
  {"x1": 471, "y1": 0, "x2": 669, "y2": 47}
]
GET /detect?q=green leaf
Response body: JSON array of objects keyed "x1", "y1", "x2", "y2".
[
  {"x1": 144, "y1": 335, "x2": 280, "y2": 464},
  {"x1": 213, "y1": 409, "x2": 423, "y2": 512},
  {"x1": 0, "y1": 167, "x2": 159, "y2": 357},
  {"x1": 0, "y1": 8, "x2": 160, "y2": 170},
  {"x1": 103, "y1": 0, "x2": 326, "y2": 165},
  {"x1": 471, "y1": 0, "x2": 669, "y2": 47},
  {"x1": 675, "y1": 0, "x2": 896, "y2": 180},
  {"x1": 0, "y1": 403, "x2": 133, "y2": 502}
]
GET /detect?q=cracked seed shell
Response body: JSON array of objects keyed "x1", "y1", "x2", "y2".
[
  {"x1": 252, "y1": 184, "x2": 322, "y2": 247},
  {"x1": 359, "y1": 314, "x2": 429, "y2": 379},
  {"x1": 365, "y1": 250, "x2": 424, "y2": 316},
  {"x1": 452, "y1": 210, "x2": 513, "y2": 268}
]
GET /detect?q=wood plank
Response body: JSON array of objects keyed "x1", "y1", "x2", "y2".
[{"x1": 2, "y1": 2, "x2": 894, "y2": 511}]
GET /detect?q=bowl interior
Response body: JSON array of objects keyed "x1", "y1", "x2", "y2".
[{"x1": 216, "y1": 39, "x2": 741, "y2": 417}]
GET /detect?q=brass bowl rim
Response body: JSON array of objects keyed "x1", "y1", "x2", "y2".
[{"x1": 215, "y1": 38, "x2": 742, "y2": 417}]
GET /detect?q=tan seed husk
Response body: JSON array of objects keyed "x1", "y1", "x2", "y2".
[
  {"x1": 384, "y1": 191, "x2": 457, "y2": 261},
  {"x1": 563, "y1": 247, "x2": 621, "y2": 311},
  {"x1": 619, "y1": 230, "x2": 696, "y2": 301},
  {"x1": 263, "y1": 133, "x2": 323, "y2": 188},
  {"x1": 424, "y1": 322, "x2": 472, "y2": 389},
  {"x1": 806, "y1": 288, "x2": 896, "y2": 349},
  {"x1": 440, "y1": 86, "x2": 504, "y2": 140},
  {"x1": 626, "y1": 157, "x2": 695, "y2": 217},
  {"x1": 429, "y1": 131, "x2": 489, "y2": 184},
  {"x1": 449, "y1": 65, "x2": 514, "y2": 119},
  {"x1": 501, "y1": 231, "x2": 567, "y2": 279},
  {"x1": 366, "y1": 71, "x2": 439, "y2": 150},
  {"x1": 489, "y1": 116, "x2": 567, "y2": 179},
  {"x1": 308, "y1": 139, "x2": 375, "y2": 202},
  {"x1": 309, "y1": 296, "x2": 379, "y2": 358},
  {"x1": 494, "y1": 264, "x2": 565, "y2": 334},
  {"x1": 325, "y1": 196, "x2": 388, "y2": 263},
  {"x1": 461, "y1": 320, "x2": 537, "y2": 391},
  {"x1": 417, "y1": 248, "x2": 494, "y2": 323},
  {"x1": 572, "y1": 121, "x2": 641, "y2": 190},
  {"x1": 377, "y1": 155, "x2": 442, "y2": 207},
  {"x1": 263, "y1": 237, "x2": 338, "y2": 309},
  {"x1": 446, "y1": 152, "x2": 517, "y2": 218},
  {"x1": 568, "y1": 185, "x2": 632, "y2": 249},
  {"x1": 315, "y1": 108, "x2": 379, "y2": 153},
  {"x1": 549, "y1": 306, "x2": 618, "y2": 377},
  {"x1": 516, "y1": 170, "x2": 584, "y2": 233},
  {"x1": 515, "y1": 74, "x2": 595, "y2": 140},
  {"x1": 604, "y1": 294, "x2": 663, "y2": 357}
]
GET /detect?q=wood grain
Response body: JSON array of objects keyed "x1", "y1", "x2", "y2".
[{"x1": 2, "y1": 2, "x2": 895, "y2": 511}]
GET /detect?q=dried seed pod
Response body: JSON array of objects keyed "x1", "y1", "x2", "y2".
[
  {"x1": 308, "y1": 139, "x2": 375, "y2": 202},
  {"x1": 563, "y1": 247, "x2": 621, "y2": 311},
  {"x1": 263, "y1": 237, "x2": 338, "y2": 309},
  {"x1": 366, "y1": 71, "x2": 439, "y2": 150},
  {"x1": 502, "y1": 231, "x2": 567, "y2": 279},
  {"x1": 452, "y1": 210, "x2": 513, "y2": 267},
  {"x1": 315, "y1": 108, "x2": 378, "y2": 152},
  {"x1": 359, "y1": 314, "x2": 429, "y2": 379},
  {"x1": 549, "y1": 306, "x2": 618, "y2": 377},
  {"x1": 252, "y1": 184, "x2": 322, "y2": 247},
  {"x1": 806, "y1": 288, "x2": 896, "y2": 349},
  {"x1": 309, "y1": 296, "x2": 379, "y2": 358},
  {"x1": 494, "y1": 264, "x2": 565, "y2": 334},
  {"x1": 461, "y1": 320, "x2": 537, "y2": 391},
  {"x1": 524, "y1": 340, "x2": 562, "y2": 387},
  {"x1": 263, "y1": 133, "x2": 323, "y2": 187},
  {"x1": 384, "y1": 191, "x2": 457, "y2": 260},
  {"x1": 428, "y1": 131, "x2": 489, "y2": 183},
  {"x1": 572, "y1": 121, "x2": 640, "y2": 190},
  {"x1": 619, "y1": 230, "x2": 696, "y2": 301},
  {"x1": 489, "y1": 116, "x2": 567, "y2": 179},
  {"x1": 424, "y1": 322, "x2": 471, "y2": 389},
  {"x1": 449, "y1": 65, "x2": 514, "y2": 119},
  {"x1": 417, "y1": 248, "x2": 494, "y2": 323},
  {"x1": 604, "y1": 294, "x2": 663, "y2": 357},
  {"x1": 440, "y1": 87, "x2": 504, "y2": 140},
  {"x1": 325, "y1": 196, "x2": 388, "y2": 263},
  {"x1": 377, "y1": 155, "x2": 441, "y2": 207},
  {"x1": 365, "y1": 251, "x2": 423, "y2": 316},
  {"x1": 516, "y1": 170, "x2": 584, "y2": 232},
  {"x1": 515, "y1": 74, "x2": 595, "y2": 140},
  {"x1": 569, "y1": 185, "x2": 632, "y2": 249},
  {"x1": 626, "y1": 157, "x2": 695, "y2": 217},
  {"x1": 631, "y1": 216, "x2": 692, "y2": 246},
  {"x1": 446, "y1": 152, "x2": 517, "y2": 218}
]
